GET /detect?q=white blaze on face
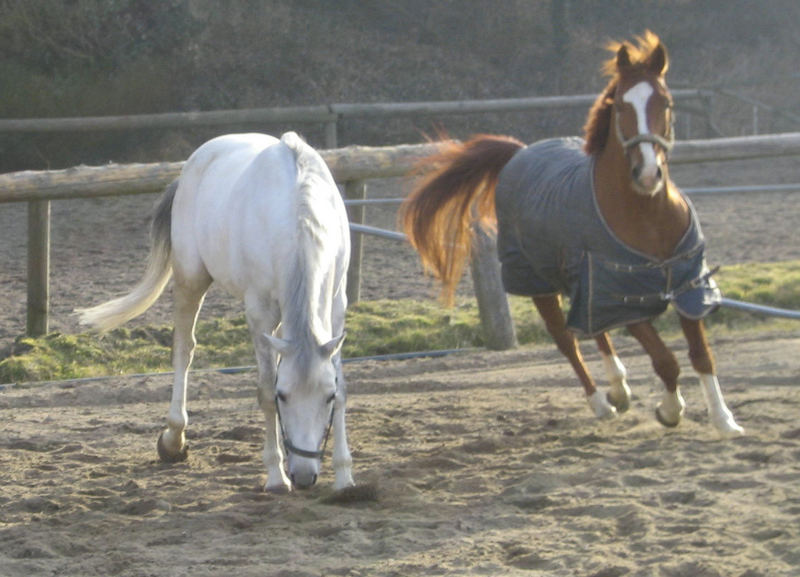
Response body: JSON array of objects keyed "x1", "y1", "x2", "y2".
[{"x1": 622, "y1": 81, "x2": 660, "y2": 188}]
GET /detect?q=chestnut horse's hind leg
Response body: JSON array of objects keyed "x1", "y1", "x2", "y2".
[
  {"x1": 595, "y1": 333, "x2": 632, "y2": 413},
  {"x1": 533, "y1": 295, "x2": 617, "y2": 419},
  {"x1": 679, "y1": 317, "x2": 744, "y2": 438}
]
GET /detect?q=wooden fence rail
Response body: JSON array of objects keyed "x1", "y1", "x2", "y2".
[
  {"x1": 0, "y1": 89, "x2": 712, "y2": 149},
  {"x1": 4, "y1": 132, "x2": 800, "y2": 344}
]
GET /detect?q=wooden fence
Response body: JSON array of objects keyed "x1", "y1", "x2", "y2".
[
  {"x1": 0, "y1": 89, "x2": 713, "y2": 149},
  {"x1": 4, "y1": 131, "x2": 800, "y2": 346}
]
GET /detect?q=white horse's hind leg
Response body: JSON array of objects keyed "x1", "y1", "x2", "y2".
[
  {"x1": 157, "y1": 277, "x2": 210, "y2": 462},
  {"x1": 698, "y1": 374, "x2": 745, "y2": 438}
]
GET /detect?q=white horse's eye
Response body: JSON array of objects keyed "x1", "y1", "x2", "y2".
[
  {"x1": 276, "y1": 391, "x2": 289, "y2": 403},
  {"x1": 326, "y1": 393, "x2": 336, "y2": 404}
]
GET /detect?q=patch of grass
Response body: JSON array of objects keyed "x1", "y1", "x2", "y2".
[{"x1": 2, "y1": 261, "x2": 798, "y2": 384}]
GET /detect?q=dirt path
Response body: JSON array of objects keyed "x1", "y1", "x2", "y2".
[{"x1": 2, "y1": 330, "x2": 799, "y2": 576}]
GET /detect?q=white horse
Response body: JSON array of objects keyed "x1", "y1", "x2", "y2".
[{"x1": 77, "y1": 132, "x2": 354, "y2": 491}]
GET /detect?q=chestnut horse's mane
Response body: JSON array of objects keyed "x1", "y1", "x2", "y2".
[{"x1": 583, "y1": 30, "x2": 668, "y2": 155}]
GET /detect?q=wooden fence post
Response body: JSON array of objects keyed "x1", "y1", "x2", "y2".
[
  {"x1": 325, "y1": 117, "x2": 338, "y2": 149},
  {"x1": 27, "y1": 200, "x2": 50, "y2": 336},
  {"x1": 345, "y1": 179, "x2": 366, "y2": 304},
  {"x1": 469, "y1": 225, "x2": 517, "y2": 350}
]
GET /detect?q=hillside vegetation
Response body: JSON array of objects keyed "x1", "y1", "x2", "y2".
[{"x1": 1, "y1": 0, "x2": 799, "y2": 171}]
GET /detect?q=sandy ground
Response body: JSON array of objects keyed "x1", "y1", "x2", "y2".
[
  {"x1": 1, "y1": 331, "x2": 800, "y2": 576},
  {"x1": 1, "y1": 147, "x2": 799, "y2": 576}
]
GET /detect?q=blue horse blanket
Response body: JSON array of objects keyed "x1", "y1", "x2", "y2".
[{"x1": 495, "y1": 137, "x2": 720, "y2": 336}]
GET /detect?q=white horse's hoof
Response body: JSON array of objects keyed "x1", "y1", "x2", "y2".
[
  {"x1": 157, "y1": 429, "x2": 188, "y2": 463},
  {"x1": 607, "y1": 379, "x2": 632, "y2": 413},
  {"x1": 655, "y1": 390, "x2": 685, "y2": 428},
  {"x1": 333, "y1": 473, "x2": 355, "y2": 492},
  {"x1": 588, "y1": 390, "x2": 618, "y2": 420},
  {"x1": 264, "y1": 482, "x2": 292, "y2": 495}
]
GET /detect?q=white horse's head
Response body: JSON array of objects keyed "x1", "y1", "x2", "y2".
[{"x1": 265, "y1": 332, "x2": 345, "y2": 489}]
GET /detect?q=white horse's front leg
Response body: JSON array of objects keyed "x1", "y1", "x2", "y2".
[
  {"x1": 248, "y1": 304, "x2": 291, "y2": 492},
  {"x1": 331, "y1": 395, "x2": 354, "y2": 490},
  {"x1": 260, "y1": 394, "x2": 292, "y2": 492},
  {"x1": 331, "y1": 360, "x2": 354, "y2": 490},
  {"x1": 603, "y1": 353, "x2": 632, "y2": 413},
  {"x1": 698, "y1": 373, "x2": 744, "y2": 438}
]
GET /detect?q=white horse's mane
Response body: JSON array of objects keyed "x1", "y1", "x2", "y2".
[{"x1": 280, "y1": 133, "x2": 340, "y2": 380}]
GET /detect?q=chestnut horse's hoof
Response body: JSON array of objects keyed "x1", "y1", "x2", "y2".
[
  {"x1": 588, "y1": 390, "x2": 617, "y2": 420},
  {"x1": 607, "y1": 391, "x2": 630, "y2": 414},
  {"x1": 655, "y1": 407, "x2": 681, "y2": 428},
  {"x1": 157, "y1": 430, "x2": 188, "y2": 463}
]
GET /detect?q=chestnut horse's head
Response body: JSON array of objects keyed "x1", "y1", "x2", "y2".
[{"x1": 584, "y1": 31, "x2": 674, "y2": 197}]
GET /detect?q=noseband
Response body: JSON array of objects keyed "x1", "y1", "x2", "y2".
[{"x1": 274, "y1": 387, "x2": 335, "y2": 461}]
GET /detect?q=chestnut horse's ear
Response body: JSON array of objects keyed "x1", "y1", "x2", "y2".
[
  {"x1": 616, "y1": 44, "x2": 632, "y2": 70},
  {"x1": 648, "y1": 42, "x2": 669, "y2": 76}
]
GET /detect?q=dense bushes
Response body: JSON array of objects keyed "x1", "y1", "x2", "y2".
[{"x1": 1, "y1": 0, "x2": 798, "y2": 171}]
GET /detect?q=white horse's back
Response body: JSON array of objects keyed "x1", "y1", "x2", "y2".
[{"x1": 171, "y1": 132, "x2": 348, "y2": 306}]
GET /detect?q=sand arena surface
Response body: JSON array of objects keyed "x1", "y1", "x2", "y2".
[{"x1": 1, "y1": 333, "x2": 800, "y2": 576}]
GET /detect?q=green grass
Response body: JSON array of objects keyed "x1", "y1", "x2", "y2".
[{"x1": 2, "y1": 260, "x2": 799, "y2": 384}]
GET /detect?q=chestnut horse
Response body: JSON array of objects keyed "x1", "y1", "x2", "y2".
[{"x1": 401, "y1": 32, "x2": 743, "y2": 438}]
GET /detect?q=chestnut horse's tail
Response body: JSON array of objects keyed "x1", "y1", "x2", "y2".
[{"x1": 401, "y1": 134, "x2": 524, "y2": 305}]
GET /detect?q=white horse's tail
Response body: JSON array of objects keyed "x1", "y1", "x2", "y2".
[{"x1": 76, "y1": 181, "x2": 176, "y2": 332}]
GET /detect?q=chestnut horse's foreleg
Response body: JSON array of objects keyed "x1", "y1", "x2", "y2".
[
  {"x1": 533, "y1": 295, "x2": 617, "y2": 419},
  {"x1": 595, "y1": 333, "x2": 632, "y2": 413},
  {"x1": 626, "y1": 321, "x2": 686, "y2": 427},
  {"x1": 679, "y1": 317, "x2": 744, "y2": 438}
]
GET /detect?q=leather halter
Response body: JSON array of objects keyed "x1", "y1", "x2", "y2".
[
  {"x1": 274, "y1": 393, "x2": 335, "y2": 460},
  {"x1": 614, "y1": 97, "x2": 675, "y2": 157}
]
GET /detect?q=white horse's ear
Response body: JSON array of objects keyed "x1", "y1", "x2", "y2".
[
  {"x1": 263, "y1": 333, "x2": 294, "y2": 356},
  {"x1": 320, "y1": 332, "x2": 346, "y2": 359}
]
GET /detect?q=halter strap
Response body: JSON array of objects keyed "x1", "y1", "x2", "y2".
[
  {"x1": 614, "y1": 103, "x2": 675, "y2": 156},
  {"x1": 274, "y1": 392, "x2": 335, "y2": 461}
]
